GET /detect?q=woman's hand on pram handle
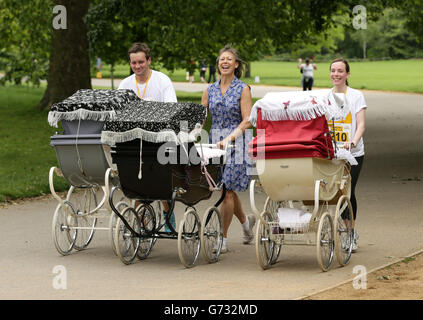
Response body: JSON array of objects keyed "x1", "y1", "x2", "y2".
[{"x1": 340, "y1": 142, "x2": 356, "y2": 150}]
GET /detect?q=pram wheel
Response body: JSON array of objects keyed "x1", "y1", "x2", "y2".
[
  {"x1": 136, "y1": 203, "x2": 156, "y2": 260},
  {"x1": 178, "y1": 208, "x2": 201, "y2": 268},
  {"x1": 334, "y1": 195, "x2": 354, "y2": 266},
  {"x1": 255, "y1": 210, "x2": 276, "y2": 270},
  {"x1": 108, "y1": 186, "x2": 131, "y2": 255},
  {"x1": 316, "y1": 212, "x2": 334, "y2": 272},
  {"x1": 68, "y1": 186, "x2": 98, "y2": 251},
  {"x1": 109, "y1": 201, "x2": 129, "y2": 255},
  {"x1": 114, "y1": 207, "x2": 141, "y2": 265},
  {"x1": 149, "y1": 200, "x2": 162, "y2": 247},
  {"x1": 265, "y1": 199, "x2": 282, "y2": 265},
  {"x1": 200, "y1": 206, "x2": 223, "y2": 263},
  {"x1": 52, "y1": 201, "x2": 77, "y2": 255}
]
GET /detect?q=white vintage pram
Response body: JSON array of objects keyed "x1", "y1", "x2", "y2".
[
  {"x1": 248, "y1": 90, "x2": 355, "y2": 272},
  {"x1": 48, "y1": 89, "x2": 146, "y2": 256}
]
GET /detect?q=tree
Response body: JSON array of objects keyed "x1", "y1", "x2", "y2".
[
  {"x1": 0, "y1": 0, "x2": 52, "y2": 86},
  {"x1": 37, "y1": 0, "x2": 92, "y2": 110},
  {"x1": 85, "y1": 0, "x2": 132, "y2": 89}
]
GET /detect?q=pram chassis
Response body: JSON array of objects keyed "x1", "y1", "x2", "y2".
[
  {"x1": 108, "y1": 141, "x2": 227, "y2": 268},
  {"x1": 250, "y1": 156, "x2": 354, "y2": 272}
]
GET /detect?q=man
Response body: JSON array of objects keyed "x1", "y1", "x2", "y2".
[
  {"x1": 118, "y1": 42, "x2": 177, "y2": 232},
  {"x1": 119, "y1": 42, "x2": 177, "y2": 102}
]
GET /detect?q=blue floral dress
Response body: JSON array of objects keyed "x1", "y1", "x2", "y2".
[{"x1": 207, "y1": 77, "x2": 252, "y2": 192}]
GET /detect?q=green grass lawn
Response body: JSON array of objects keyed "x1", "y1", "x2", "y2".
[
  {"x1": 96, "y1": 59, "x2": 423, "y2": 93},
  {"x1": 0, "y1": 85, "x2": 69, "y2": 201}
]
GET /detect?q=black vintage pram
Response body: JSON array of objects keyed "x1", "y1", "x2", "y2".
[{"x1": 101, "y1": 99, "x2": 227, "y2": 267}]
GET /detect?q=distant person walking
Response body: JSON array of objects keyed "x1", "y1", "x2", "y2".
[
  {"x1": 208, "y1": 63, "x2": 216, "y2": 83},
  {"x1": 298, "y1": 58, "x2": 317, "y2": 91},
  {"x1": 200, "y1": 59, "x2": 207, "y2": 83}
]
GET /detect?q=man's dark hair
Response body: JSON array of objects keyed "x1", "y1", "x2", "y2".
[{"x1": 128, "y1": 42, "x2": 151, "y2": 60}]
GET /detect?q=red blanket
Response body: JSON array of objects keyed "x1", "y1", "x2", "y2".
[{"x1": 249, "y1": 109, "x2": 334, "y2": 160}]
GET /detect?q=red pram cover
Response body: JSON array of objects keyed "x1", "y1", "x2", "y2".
[{"x1": 248, "y1": 109, "x2": 334, "y2": 160}]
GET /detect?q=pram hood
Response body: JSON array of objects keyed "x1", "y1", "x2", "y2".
[
  {"x1": 101, "y1": 100, "x2": 206, "y2": 146},
  {"x1": 48, "y1": 89, "x2": 139, "y2": 127},
  {"x1": 248, "y1": 89, "x2": 347, "y2": 126}
]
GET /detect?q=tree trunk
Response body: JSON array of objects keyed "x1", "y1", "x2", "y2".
[
  {"x1": 111, "y1": 63, "x2": 115, "y2": 90},
  {"x1": 245, "y1": 62, "x2": 251, "y2": 78},
  {"x1": 37, "y1": 0, "x2": 91, "y2": 110}
]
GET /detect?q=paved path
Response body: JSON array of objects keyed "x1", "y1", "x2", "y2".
[{"x1": 0, "y1": 81, "x2": 422, "y2": 300}]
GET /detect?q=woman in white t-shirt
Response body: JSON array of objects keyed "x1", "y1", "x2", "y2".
[{"x1": 330, "y1": 58, "x2": 366, "y2": 252}]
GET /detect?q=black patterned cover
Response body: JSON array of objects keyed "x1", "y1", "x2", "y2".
[
  {"x1": 104, "y1": 100, "x2": 206, "y2": 134},
  {"x1": 48, "y1": 89, "x2": 140, "y2": 127},
  {"x1": 50, "y1": 89, "x2": 139, "y2": 113}
]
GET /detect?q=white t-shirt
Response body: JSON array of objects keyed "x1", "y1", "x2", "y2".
[
  {"x1": 118, "y1": 70, "x2": 177, "y2": 102},
  {"x1": 329, "y1": 87, "x2": 367, "y2": 157},
  {"x1": 301, "y1": 64, "x2": 315, "y2": 78}
]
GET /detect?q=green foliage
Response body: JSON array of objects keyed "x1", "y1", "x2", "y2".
[
  {"x1": 0, "y1": 0, "x2": 53, "y2": 86},
  {"x1": 344, "y1": 7, "x2": 423, "y2": 59}
]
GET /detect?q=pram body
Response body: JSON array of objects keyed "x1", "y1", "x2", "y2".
[
  {"x1": 248, "y1": 90, "x2": 354, "y2": 271},
  {"x1": 101, "y1": 99, "x2": 226, "y2": 267}
]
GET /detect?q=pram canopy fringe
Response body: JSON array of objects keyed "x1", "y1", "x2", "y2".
[{"x1": 249, "y1": 89, "x2": 348, "y2": 126}]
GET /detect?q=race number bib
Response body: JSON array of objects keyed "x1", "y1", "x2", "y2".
[{"x1": 328, "y1": 112, "x2": 352, "y2": 144}]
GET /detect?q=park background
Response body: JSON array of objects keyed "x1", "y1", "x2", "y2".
[{"x1": 0, "y1": 0, "x2": 422, "y2": 202}]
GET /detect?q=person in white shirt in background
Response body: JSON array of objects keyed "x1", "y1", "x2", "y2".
[
  {"x1": 118, "y1": 42, "x2": 177, "y2": 232},
  {"x1": 298, "y1": 57, "x2": 317, "y2": 91},
  {"x1": 330, "y1": 57, "x2": 367, "y2": 252}
]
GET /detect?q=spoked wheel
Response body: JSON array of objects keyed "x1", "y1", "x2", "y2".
[
  {"x1": 178, "y1": 208, "x2": 201, "y2": 268},
  {"x1": 148, "y1": 200, "x2": 162, "y2": 247},
  {"x1": 334, "y1": 195, "x2": 354, "y2": 266},
  {"x1": 255, "y1": 210, "x2": 276, "y2": 270},
  {"x1": 200, "y1": 206, "x2": 223, "y2": 263},
  {"x1": 52, "y1": 201, "x2": 77, "y2": 255},
  {"x1": 136, "y1": 203, "x2": 156, "y2": 260},
  {"x1": 264, "y1": 198, "x2": 282, "y2": 265},
  {"x1": 67, "y1": 186, "x2": 98, "y2": 251},
  {"x1": 109, "y1": 187, "x2": 130, "y2": 255},
  {"x1": 114, "y1": 206, "x2": 141, "y2": 265},
  {"x1": 316, "y1": 212, "x2": 335, "y2": 272}
]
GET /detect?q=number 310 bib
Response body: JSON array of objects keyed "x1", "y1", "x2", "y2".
[{"x1": 328, "y1": 112, "x2": 352, "y2": 144}]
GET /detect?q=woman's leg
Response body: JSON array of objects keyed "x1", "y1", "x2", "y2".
[
  {"x1": 232, "y1": 191, "x2": 247, "y2": 224},
  {"x1": 220, "y1": 190, "x2": 236, "y2": 238},
  {"x1": 342, "y1": 156, "x2": 364, "y2": 225}
]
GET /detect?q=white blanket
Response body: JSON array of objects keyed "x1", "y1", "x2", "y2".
[{"x1": 277, "y1": 208, "x2": 312, "y2": 231}]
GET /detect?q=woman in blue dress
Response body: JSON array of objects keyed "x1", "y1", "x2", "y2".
[{"x1": 201, "y1": 45, "x2": 255, "y2": 253}]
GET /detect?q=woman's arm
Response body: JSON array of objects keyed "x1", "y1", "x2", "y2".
[
  {"x1": 201, "y1": 88, "x2": 209, "y2": 128},
  {"x1": 217, "y1": 86, "x2": 253, "y2": 149},
  {"x1": 345, "y1": 108, "x2": 366, "y2": 150}
]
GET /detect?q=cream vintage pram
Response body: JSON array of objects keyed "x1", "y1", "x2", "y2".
[{"x1": 248, "y1": 90, "x2": 355, "y2": 272}]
